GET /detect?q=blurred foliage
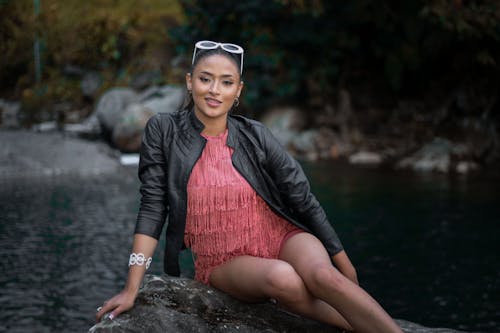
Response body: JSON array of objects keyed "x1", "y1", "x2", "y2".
[
  {"x1": 0, "y1": 0, "x2": 498, "y2": 124},
  {"x1": 170, "y1": 0, "x2": 499, "y2": 114},
  {"x1": 0, "y1": 0, "x2": 184, "y2": 113}
]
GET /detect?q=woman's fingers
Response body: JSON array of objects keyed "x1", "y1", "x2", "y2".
[
  {"x1": 95, "y1": 300, "x2": 115, "y2": 322},
  {"x1": 95, "y1": 293, "x2": 135, "y2": 322},
  {"x1": 108, "y1": 304, "x2": 127, "y2": 321}
]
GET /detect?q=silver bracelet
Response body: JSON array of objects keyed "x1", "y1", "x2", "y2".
[{"x1": 128, "y1": 253, "x2": 152, "y2": 269}]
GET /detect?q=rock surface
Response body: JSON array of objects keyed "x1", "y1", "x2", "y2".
[
  {"x1": 0, "y1": 130, "x2": 120, "y2": 177},
  {"x1": 112, "y1": 103, "x2": 155, "y2": 152},
  {"x1": 75, "y1": 85, "x2": 185, "y2": 151},
  {"x1": 95, "y1": 87, "x2": 140, "y2": 133},
  {"x1": 89, "y1": 275, "x2": 469, "y2": 333},
  {"x1": 396, "y1": 137, "x2": 476, "y2": 173}
]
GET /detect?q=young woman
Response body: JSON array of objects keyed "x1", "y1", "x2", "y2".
[{"x1": 96, "y1": 40, "x2": 403, "y2": 333}]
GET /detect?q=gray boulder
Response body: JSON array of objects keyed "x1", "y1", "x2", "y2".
[
  {"x1": 139, "y1": 85, "x2": 185, "y2": 115},
  {"x1": 112, "y1": 103, "x2": 155, "y2": 152},
  {"x1": 260, "y1": 107, "x2": 306, "y2": 148},
  {"x1": 67, "y1": 85, "x2": 185, "y2": 151},
  {"x1": 0, "y1": 130, "x2": 120, "y2": 177},
  {"x1": 95, "y1": 88, "x2": 140, "y2": 132},
  {"x1": 109, "y1": 85, "x2": 184, "y2": 151},
  {"x1": 89, "y1": 275, "x2": 469, "y2": 333},
  {"x1": 396, "y1": 137, "x2": 478, "y2": 173},
  {"x1": 349, "y1": 151, "x2": 383, "y2": 165}
]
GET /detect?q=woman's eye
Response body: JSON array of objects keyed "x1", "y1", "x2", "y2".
[
  {"x1": 223, "y1": 80, "x2": 234, "y2": 86},
  {"x1": 199, "y1": 77, "x2": 210, "y2": 83}
]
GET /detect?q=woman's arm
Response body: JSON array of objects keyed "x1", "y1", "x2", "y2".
[
  {"x1": 96, "y1": 115, "x2": 170, "y2": 322},
  {"x1": 260, "y1": 125, "x2": 344, "y2": 255},
  {"x1": 332, "y1": 250, "x2": 358, "y2": 285},
  {"x1": 96, "y1": 234, "x2": 158, "y2": 322}
]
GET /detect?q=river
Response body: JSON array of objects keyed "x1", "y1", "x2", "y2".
[{"x1": 0, "y1": 159, "x2": 498, "y2": 332}]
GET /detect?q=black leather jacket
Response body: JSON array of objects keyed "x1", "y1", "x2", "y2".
[{"x1": 135, "y1": 109, "x2": 343, "y2": 276}]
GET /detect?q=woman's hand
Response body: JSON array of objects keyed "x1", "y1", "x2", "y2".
[
  {"x1": 95, "y1": 289, "x2": 136, "y2": 322},
  {"x1": 341, "y1": 265, "x2": 359, "y2": 285},
  {"x1": 95, "y1": 234, "x2": 158, "y2": 322},
  {"x1": 332, "y1": 250, "x2": 359, "y2": 285}
]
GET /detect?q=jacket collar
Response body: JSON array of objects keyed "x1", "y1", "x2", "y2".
[
  {"x1": 188, "y1": 108, "x2": 238, "y2": 149},
  {"x1": 226, "y1": 116, "x2": 238, "y2": 149},
  {"x1": 188, "y1": 108, "x2": 205, "y2": 133}
]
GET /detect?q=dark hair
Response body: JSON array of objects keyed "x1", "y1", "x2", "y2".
[{"x1": 181, "y1": 47, "x2": 243, "y2": 111}]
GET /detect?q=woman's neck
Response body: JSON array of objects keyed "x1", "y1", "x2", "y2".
[
  {"x1": 194, "y1": 110, "x2": 228, "y2": 136},
  {"x1": 202, "y1": 120, "x2": 227, "y2": 136}
]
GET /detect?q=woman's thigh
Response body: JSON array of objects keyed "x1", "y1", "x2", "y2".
[
  {"x1": 278, "y1": 232, "x2": 337, "y2": 281},
  {"x1": 209, "y1": 255, "x2": 299, "y2": 302}
]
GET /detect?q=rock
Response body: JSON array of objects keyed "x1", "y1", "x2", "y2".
[
  {"x1": 108, "y1": 85, "x2": 184, "y2": 152},
  {"x1": 315, "y1": 127, "x2": 342, "y2": 159},
  {"x1": 95, "y1": 88, "x2": 140, "y2": 133},
  {"x1": 112, "y1": 103, "x2": 155, "y2": 152},
  {"x1": 67, "y1": 85, "x2": 184, "y2": 150},
  {"x1": 139, "y1": 85, "x2": 185, "y2": 115},
  {"x1": 349, "y1": 151, "x2": 383, "y2": 165},
  {"x1": 261, "y1": 107, "x2": 357, "y2": 161},
  {"x1": 289, "y1": 127, "x2": 351, "y2": 161},
  {"x1": 0, "y1": 130, "x2": 120, "y2": 177},
  {"x1": 89, "y1": 275, "x2": 469, "y2": 333},
  {"x1": 32, "y1": 120, "x2": 58, "y2": 132},
  {"x1": 81, "y1": 71, "x2": 103, "y2": 97},
  {"x1": 89, "y1": 275, "x2": 337, "y2": 333},
  {"x1": 290, "y1": 129, "x2": 318, "y2": 160},
  {"x1": 0, "y1": 99, "x2": 21, "y2": 129},
  {"x1": 130, "y1": 71, "x2": 162, "y2": 91},
  {"x1": 120, "y1": 154, "x2": 140, "y2": 166},
  {"x1": 396, "y1": 138, "x2": 480, "y2": 173},
  {"x1": 260, "y1": 107, "x2": 306, "y2": 147},
  {"x1": 63, "y1": 114, "x2": 102, "y2": 139},
  {"x1": 397, "y1": 138, "x2": 453, "y2": 173},
  {"x1": 456, "y1": 161, "x2": 478, "y2": 174}
]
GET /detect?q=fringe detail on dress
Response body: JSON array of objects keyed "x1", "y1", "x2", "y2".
[{"x1": 184, "y1": 130, "x2": 298, "y2": 284}]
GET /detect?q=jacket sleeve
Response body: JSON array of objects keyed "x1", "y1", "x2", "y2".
[
  {"x1": 261, "y1": 126, "x2": 344, "y2": 256},
  {"x1": 134, "y1": 114, "x2": 170, "y2": 239}
]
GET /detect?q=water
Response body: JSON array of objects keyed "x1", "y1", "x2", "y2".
[
  {"x1": 0, "y1": 163, "x2": 498, "y2": 332},
  {"x1": 302, "y1": 161, "x2": 500, "y2": 333}
]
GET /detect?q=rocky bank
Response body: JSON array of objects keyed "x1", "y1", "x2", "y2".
[
  {"x1": 0, "y1": 130, "x2": 121, "y2": 177},
  {"x1": 89, "y1": 275, "x2": 469, "y2": 333}
]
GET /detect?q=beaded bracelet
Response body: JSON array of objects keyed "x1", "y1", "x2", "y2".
[{"x1": 128, "y1": 253, "x2": 152, "y2": 269}]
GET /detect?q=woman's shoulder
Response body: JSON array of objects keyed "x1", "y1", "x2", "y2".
[
  {"x1": 229, "y1": 114, "x2": 281, "y2": 148},
  {"x1": 146, "y1": 110, "x2": 185, "y2": 130},
  {"x1": 229, "y1": 114, "x2": 270, "y2": 134}
]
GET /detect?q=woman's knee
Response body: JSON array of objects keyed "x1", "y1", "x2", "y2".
[
  {"x1": 263, "y1": 262, "x2": 304, "y2": 301},
  {"x1": 306, "y1": 264, "x2": 348, "y2": 296}
]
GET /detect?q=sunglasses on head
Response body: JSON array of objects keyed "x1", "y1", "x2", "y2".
[{"x1": 192, "y1": 40, "x2": 244, "y2": 74}]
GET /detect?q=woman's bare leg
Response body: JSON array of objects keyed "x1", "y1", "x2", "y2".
[
  {"x1": 209, "y1": 255, "x2": 352, "y2": 330},
  {"x1": 279, "y1": 232, "x2": 403, "y2": 333}
]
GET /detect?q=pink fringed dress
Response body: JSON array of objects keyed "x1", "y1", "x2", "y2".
[{"x1": 184, "y1": 129, "x2": 301, "y2": 284}]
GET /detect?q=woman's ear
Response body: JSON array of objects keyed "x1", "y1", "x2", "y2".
[
  {"x1": 186, "y1": 73, "x2": 192, "y2": 91},
  {"x1": 237, "y1": 80, "x2": 244, "y2": 97}
]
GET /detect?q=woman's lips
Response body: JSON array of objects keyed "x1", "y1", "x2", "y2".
[{"x1": 205, "y1": 97, "x2": 222, "y2": 107}]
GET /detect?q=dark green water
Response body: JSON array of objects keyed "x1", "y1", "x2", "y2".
[
  {"x1": 302, "y1": 161, "x2": 499, "y2": 333},
  {"x1": 0, "y1": 162, "x2": 498, "y2": 332}
]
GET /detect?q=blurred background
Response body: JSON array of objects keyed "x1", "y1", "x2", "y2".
[{"x1": 0, "y1": 1, "x2": 499, "y2": 332}]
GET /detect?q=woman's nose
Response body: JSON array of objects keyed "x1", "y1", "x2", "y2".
[{"x1": 209, "y1": 81, "x2": 220, "y2": 94}]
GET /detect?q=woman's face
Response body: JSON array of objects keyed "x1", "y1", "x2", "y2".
[{"x1": 186, "y1": 54, "x2": 243, "y2": 125}]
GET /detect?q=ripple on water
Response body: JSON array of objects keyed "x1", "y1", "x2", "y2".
[
  {"x1": 1, "y1": 164, "x2": 499, "y2": 332},
  {"x1": 0, "y1": 171, "x2": 154, "y2": 332}
]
